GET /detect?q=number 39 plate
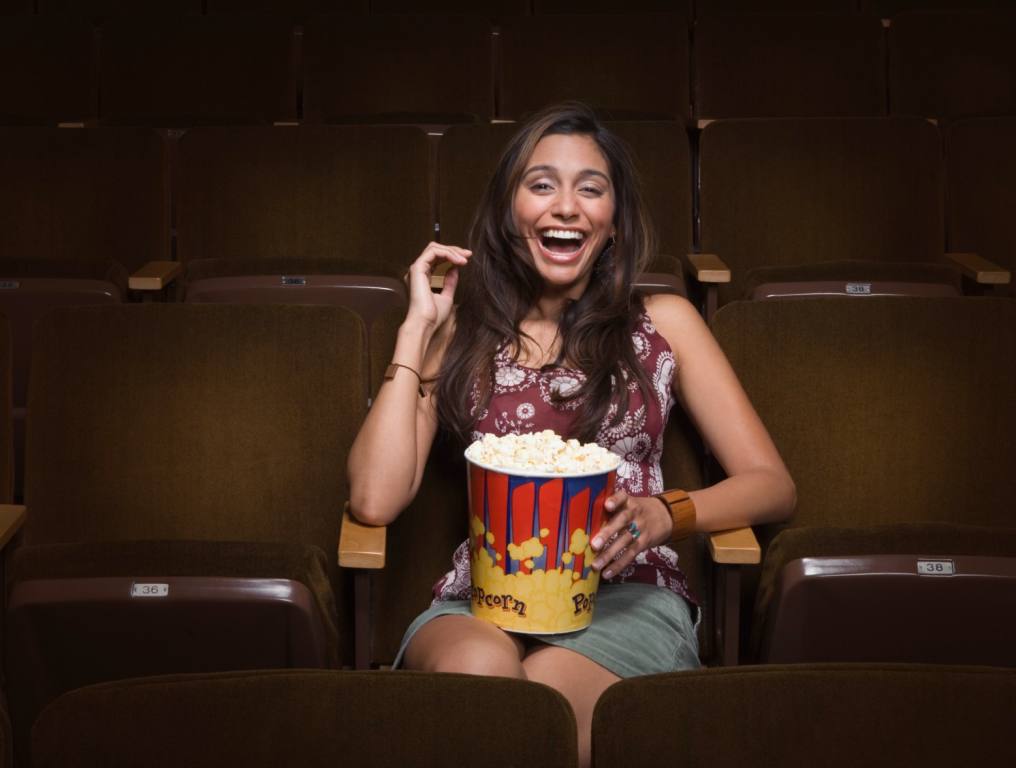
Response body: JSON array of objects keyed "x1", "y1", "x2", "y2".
[{"x1": 917, "y1": 560, "x2": 955, "y2": 576}]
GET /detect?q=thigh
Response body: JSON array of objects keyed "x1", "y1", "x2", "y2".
[{"x1": 404, "y1": 614, "x2": 527, "y2": 678}]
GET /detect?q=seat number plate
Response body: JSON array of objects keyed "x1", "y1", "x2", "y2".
[
  {"x1": 917, "y1": 560, "x2": 955, "y2": 576},
  {"x1": 131, "y1": 583, "x2": 170, "y2": 597},
  {"x1": 845, "y1": 282, "x2": 872, "y2": 295}
]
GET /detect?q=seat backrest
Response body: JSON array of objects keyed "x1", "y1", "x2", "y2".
[
  {"x1": 534, "y1": 0, "x2": 691, "y2": 14},
  {"x1": 0, "y1": 127, "x2": 169, "y2": 274},
  {"x1": 699, "y1": 118, "x2": 943, "y2": 306},
  {"x1": 370, "y1": 0, "x2": 529, "y2": 14},
  {"x1": 32, "y1": 670, "x2": 578, "y2": 768},
  {"x1": 24, "y1": 304, "x2": 366, "y2": 564},
  {"x1": 176, "y1": 126, "x2": 432, "y2": 278},
  {"x1": 889, "y1": 10, "x2": 1016, "y2": 122},
  {"x1": 711, "y1": 296, "x2": 1016, "y2": 532},
  {"x1": 438, "y1": 121, "x2": 692, "y2": 260},
  {"x1": 694, "y1": 13, "x2": 886, "y2": 121},
  {"x1": 593, "y1": 664, "x2": 1016, "y2": 767},
  {"x1": 98, "y1": 15, "x2": 297, "y2": 126},
  {"x1": 206, "y1": 0, "x2": 369, "y2": 14},
  {"x1": 0, "y1": 17, "x2": 96, "y2": 125},
  {"x1": 867, "y1": 0, "x2": 1015, "y2": 19},
  {"x1": 38, "y1": 0, "x2": 203, "y2": 15},
  {"x1": 497, "y1": 14, "x2": 691, "y2": 122},
  {"x1": 697, "y1": 0, "x2": 857, "y2": 11},
  {"x1": 946, "y1": 117, "x2": 1016, "y2": 297},
  {"x1": 302, "y1": 14, "x2": 493, "y2": 124}
]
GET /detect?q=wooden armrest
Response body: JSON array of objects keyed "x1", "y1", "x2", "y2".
[
  {"x1": 708, "y1": 526, "x2": 760, "y2": 565},
  {"x1": 686, "y1": 253, "x2": 731, "y2": 284},
  {"x1": 129, "y1": 261, "x2": 182, "y2": 291},
  {"x1": 338, "y1": 502, "x2": 386, "y2": 569},
  {"x1": 0, "y1": 504, "x2": 27, "y2": 550},
  {"x1": 945, "y1": 252, "x2": 1011, "y2": 285}
]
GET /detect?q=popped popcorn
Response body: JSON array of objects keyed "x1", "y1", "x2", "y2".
[{"x1": 465, "y1": 430, "x2": 620, "y2": 475}]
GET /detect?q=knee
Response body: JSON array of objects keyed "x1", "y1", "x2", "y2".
[{"x1": 415, "y1": 639, "x2": 526, "y2": 679}]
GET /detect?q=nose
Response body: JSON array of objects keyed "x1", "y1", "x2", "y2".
[{"x1": 551, "y1": 188, "x2": 578, "y2": 220}]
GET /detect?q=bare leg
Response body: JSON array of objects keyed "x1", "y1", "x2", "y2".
[
  {"x1": 522, "y1": 644, "x2": 620, "y2": 768},
  {"x1": 403, "y1": 614, "x2": 528, "y2": 678}
]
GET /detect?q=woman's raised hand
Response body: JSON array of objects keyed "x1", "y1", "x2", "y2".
[
  {"x1": 404, "y1": 242, "x2": 472, "y2": 331},
  {"x1": 589, "y1": 491, "x2": 674, "y2": 579}
]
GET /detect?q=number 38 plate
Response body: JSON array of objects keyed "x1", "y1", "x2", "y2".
[{"x1": 916, "y1": 560, "x2": 955, "y2": 576}]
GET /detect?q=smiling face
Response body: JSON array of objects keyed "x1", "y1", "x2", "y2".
[{"x1": 512, "y1": 133, "x2": 617, "y2": 297}]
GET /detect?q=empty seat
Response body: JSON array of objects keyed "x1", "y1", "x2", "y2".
[
  {"x1": 0, "y1": 0, "x2": 32, "y2": 13},
  {"x1": 38, "y1": 0, "x2": 203, "y2": 16},
  {"x1": 697, "y1": 118, "x2": 964, "y2": 312},
  {"x1": 207, "y1": 0, "x2": 369, "y2": 14},
  {"x1": 437, "y1": 121, "x2": 692, "y2": 293},
  {"x1": 370, "y1": 0, "x2": 529, "y2": 14},
  {"x1": 534, "y1": 0, "x2": 691, "y2": 15},
  {"x1": 866, "y1": 0, "x2": 1015, "y2": 16},
  {"x1": 302, "y1": 14, "x2": 493, "y2": 124},
  {"x1": 98, "y1": 15, "x2": 297, "y2": 126},
  {"x1": 694, "y1": 13, "x2": 886, "y2": 121},
  {"x1": 0, "y1": 126, "x2": 169, "y2": 498},
  {"x1": 498, "y1": 14, "x2": 691, "y2": 122},
  {"x1": 0, "y1": 17, "x2": 96, "y2": 126},
  {"x1": 889, "y1": 10, "x2": 1016, "y2": 122},
  {"x1": 5, "y1": 303, "x2": 366, "y2": 765},
  {"x1": 947, "y1": 117, "x2": 1016, "y2": 297},
  {"x1": 593, "y1": 664, "x2": 1016, "y2": 767},
  {"x1": 711, "y1": 296, "x2": 1016, "y2": 665},
  {"x1": 31, "y1": 670, "x2": 579, "y2": 768},
  {"x1": 697, "y1": 0, "x2": 858, "y2": 12}
]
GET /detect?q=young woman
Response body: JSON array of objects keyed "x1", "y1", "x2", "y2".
[{"x1": 348, "y1": 103, "x2": 795, "y2": 768}]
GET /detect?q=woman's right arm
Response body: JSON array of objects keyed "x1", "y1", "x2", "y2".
[{"x1": 347, "y1": 243, "x2": 471, "y2": 526}]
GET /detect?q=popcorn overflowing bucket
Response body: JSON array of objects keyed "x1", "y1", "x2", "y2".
[{"x1": 464, "y1": 432, "x2": 619, "y2": 634}]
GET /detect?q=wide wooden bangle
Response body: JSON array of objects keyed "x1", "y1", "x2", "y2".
[{"x1": 655, "y1": 489, "x2": 696, "y2": 542}]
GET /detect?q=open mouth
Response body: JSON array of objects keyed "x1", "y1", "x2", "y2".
[{"x1": 539, "y1": 228, "x2": 586, "y2": 256}]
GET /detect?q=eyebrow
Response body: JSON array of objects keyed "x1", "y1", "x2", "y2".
[{"x1": 522, "y1": 164, "x2": 611, "y2": 183}]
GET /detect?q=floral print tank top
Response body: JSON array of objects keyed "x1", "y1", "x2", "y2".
[{"x1": 432, "y1": 312, "x2": 698, "y2": 608}]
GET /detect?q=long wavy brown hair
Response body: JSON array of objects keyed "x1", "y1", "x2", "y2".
[{"x1": 435, "y1": 103, "x2": 657, "y2": 445}]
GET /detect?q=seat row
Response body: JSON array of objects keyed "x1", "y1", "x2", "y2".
[
  {"x1": 2, "y1": 10, "x2": 1016, "y2": 126},
  {"x1": 0, "y1": 295, "x2": 1013, "y2": 764}
]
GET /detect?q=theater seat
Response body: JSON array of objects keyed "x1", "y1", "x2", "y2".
[
  {"x1": 593, "y1": 664, "x2": 1016, "y2": 767},
  {"x1": 31, "y1": 670, "x2": 578, "y2": 768},
  {"x1": 711, "y1": 296, "x2": 1016, "y2": 665},
  {"x1": 4, "y1": 304, "x2": 366, "y2": 765}
]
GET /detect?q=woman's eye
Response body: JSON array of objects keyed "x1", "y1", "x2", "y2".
[
  {"x1": 530, "y1": 182, "x2": 553, "y2": 192},
  {"x1": 580, "y1": 186, "x2": 604, "y2": 196}
]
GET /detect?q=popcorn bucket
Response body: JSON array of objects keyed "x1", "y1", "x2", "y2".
[{"x1": 465, "y1": 457, "x2": 617, "y2": 634}]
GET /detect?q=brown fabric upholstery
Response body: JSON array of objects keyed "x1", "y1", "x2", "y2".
[
  {"x1": 699, "y1": 118, "x2": 943, "y2": 307},
  {"x1": 870, "y1": 0, "x2": 1014, "y2": 15},
  {"x1": 303, "y1": 15, "x2": 493, "y2": 124},
  {"x1": 207, "y1": 0, "x2": 369, "y2": 15},
  {"x1": 946, "y1": 117, "x2": 1016, "y2": 297},
  {"x1": 694, "y1": 13, "x2": 886, "y2": 120},
  {"x1": 438, "y1": 121, "x2": 692, "y2": 258},
  {"x1": 698, "y1": 0, "x2": 857, "y2": 11},
  {"x1": 0, "y1": 313, "x2": 11, "y2": 504},
  {"x1": 889, "y1": 10, "x2": 1016, "y2": 121},
  {"x1": 98, "y1": 15, "x2": 297, "y2": 126},
  {"x1": 371, "y1": 0, "x2": 529, "y2": 14},
  {"x1": 0, "y1": 17, "x2": 95, "y2": 125},
  {"x1": 0, "y1": 127, "x2": 169, "y2": 274},
  {"x1": 498, "y1": 14, "x2": 690, "y2": 122},
  {"x1": 593, "y1": 664, "x2": 1016, "y2": 767},
  {"x1": 535, "y1": 0, "x2": 690, "y2": 14},
  {"x1": 0, "y1": 0, "x2": 32, "y2": 12},
  {"x1": 176, "y1": 126, "x2": 431, "y2": 277},
  {"x1": 32, "y1": 670, "x2": 578, "y2": 768},
  {"x1": 38, "y1": 0, "x2": 203, "y2": 15},
  {"x1": 743, "y1": 259, "x2": 962, "y2": 299}
]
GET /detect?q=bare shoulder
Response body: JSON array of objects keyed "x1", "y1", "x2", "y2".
[{"x1": 641, "y1": 293, "x2": 709, "y2": 357}]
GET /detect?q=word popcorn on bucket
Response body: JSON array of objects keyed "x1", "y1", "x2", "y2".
[{"x1": 464, "y1": 431, "x2": 620, "y2": 634}]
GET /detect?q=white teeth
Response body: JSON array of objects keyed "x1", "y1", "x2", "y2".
[{"x1": 542, "y1": 229, "x2": 584, "y2": 240}]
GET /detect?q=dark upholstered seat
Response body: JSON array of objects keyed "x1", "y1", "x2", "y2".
[
  {"x1": 696, "y1": 118, "x2": 968, "y2": 314},
  {"x1": 0, "y1": 17, "x2": 95, "y2": 126},
  {"x1": 302, "y1": 14, "x2": 493, "y2": 124},
  {"x1": 370, "y1": 0, "x2": 528, "y2": 15},
  {"x1": 868, "y1": 0, "x2": 1013, "y2": 15},
  {"x1": 694, "y1": 13, "x2": 886, "y2": 121},
  {"x1": 0, "y1": 126, "x2": 169, "y2": 499},
  {"x1": 31, "y1": 670, "x2": 578, "y2": 768},
  {"x1": 946, "y1": 117, "x2": 1016, "y2": 298},
  {"x1": 497, "y1": 14, "x2": 691, "y2": 122},
  {"x1": 711, "y1": 297, "x2": 1016, "y2": 665},
  {"x1": 37, "y1": 0, "x2": 203, "y2": 17},
  {"x1": 97, "y1": 15, "x2": 297, "y2": 126},
  {"x1": 206, "y1": 0, "x2": 369, "y2": 15},
  {"x1": 593, "y1": 664, "x2": 1016, "y2": 767},
  {"x1": 888, "y1": 10, "x2": 1016, "y2": 122},
  {"x1": 5, "y1": 304, "x2": 366, "y2": 765},
  {"x1": 534, "y1": 0, "x2": 691, "y2": 15}
]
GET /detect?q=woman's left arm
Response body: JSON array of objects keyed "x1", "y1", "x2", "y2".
[{"x1": 590, "y1": 294, "x2": 795, "y2": 576}]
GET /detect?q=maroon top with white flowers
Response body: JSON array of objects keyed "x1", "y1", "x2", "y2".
[{"x1": 432, "y1": 312, "x2": 699, "y2": 608}]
